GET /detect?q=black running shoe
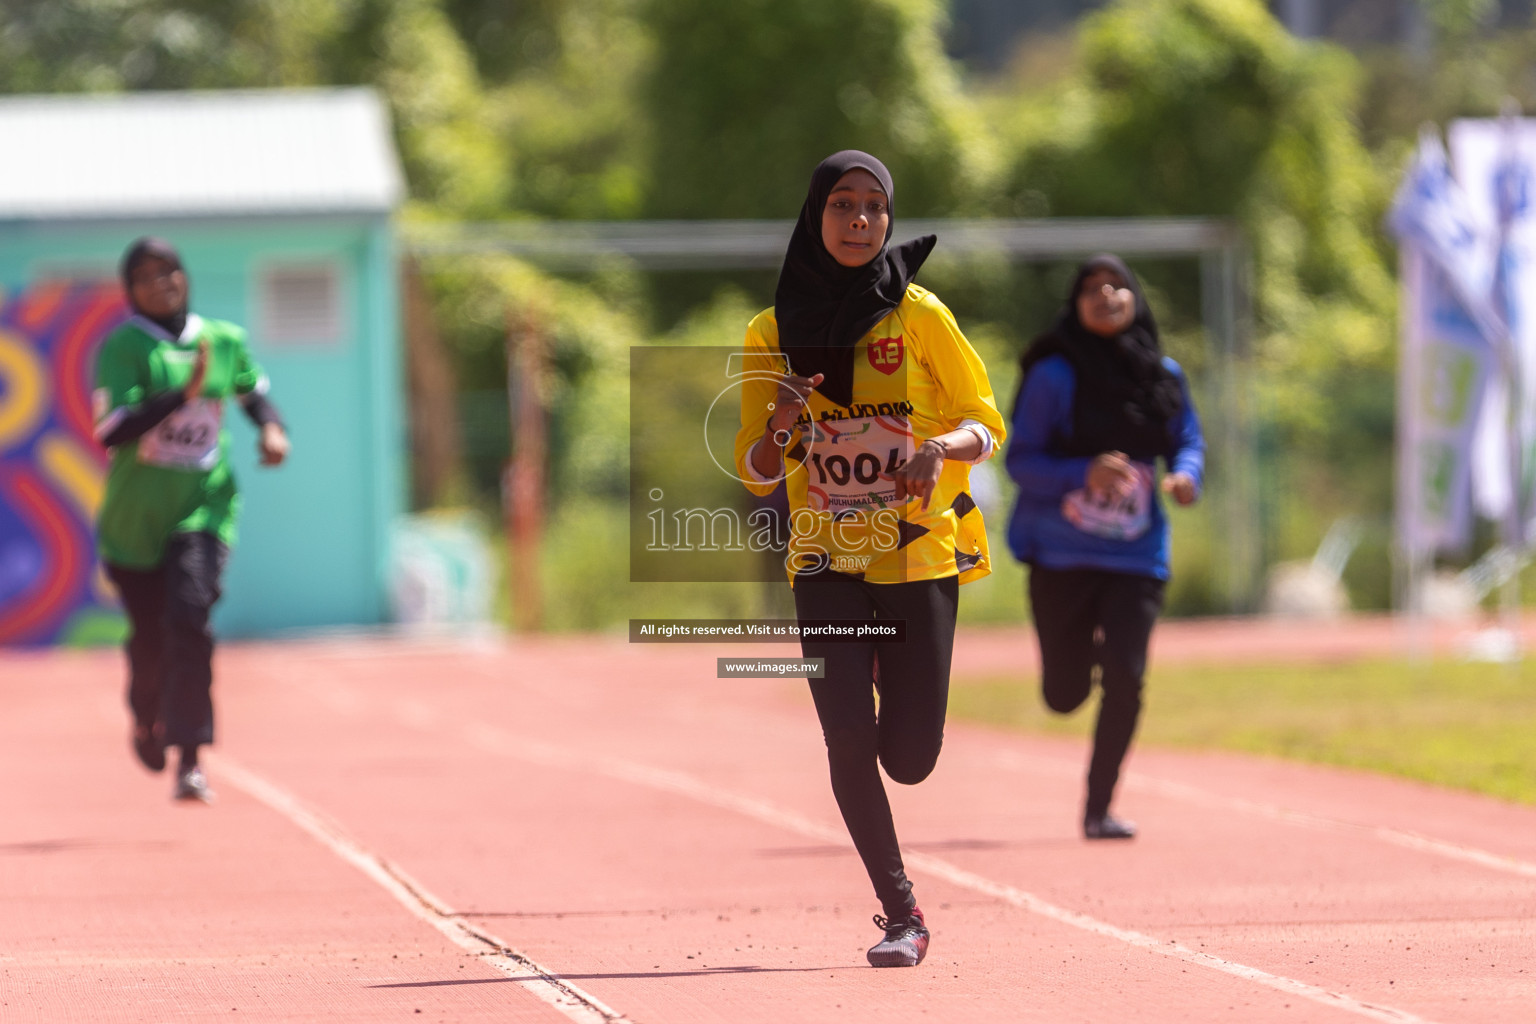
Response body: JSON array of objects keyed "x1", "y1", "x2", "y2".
[
  {"x1": 132, "y1": 723, "x2": 165, "y2": 773},
  {"x1": 866, "y1": 907, "x2": 929, "y2": 967},
  {"x1": 1083, "y1": 813, "x2": 1136, "y2": 840}
]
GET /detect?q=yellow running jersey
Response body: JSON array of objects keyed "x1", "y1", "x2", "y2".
[{"x1": 735, "y1": 285, "x2": 1005, "y2": 585}]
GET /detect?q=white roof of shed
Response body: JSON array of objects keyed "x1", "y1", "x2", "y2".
[{"x1": 0, "y1": 88, "x2": 405, "y2": 220}]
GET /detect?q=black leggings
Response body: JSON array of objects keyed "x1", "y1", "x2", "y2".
[
  {"x1": 1027, "y1": 566, "x2": 1164, "y2": 818},
  {"x1": 794, "y1": 572, "x2": 958, "y2": 918},
  {"x1": 105, "y1": 532, "x2": 228, "y2": 749}
]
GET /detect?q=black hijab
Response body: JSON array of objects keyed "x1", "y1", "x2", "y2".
[
  {"x1": 1017, "y1": 254, "x2": 1183, "y2": 462},
  {"x1": 120, "y1": 236, "x2": 189, "y2": 338},
  {"x1": 774, "y1": 150, "x2": 936, "y2": 408}
]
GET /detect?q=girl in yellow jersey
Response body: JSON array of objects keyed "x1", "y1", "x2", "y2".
[{"x1": 734, "y1": 151, "x2": 1004, "y2": 968}]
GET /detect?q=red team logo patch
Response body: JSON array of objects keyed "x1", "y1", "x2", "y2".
[{"x1": 868, "y1": 335, "x2": 904, "y2": 375}]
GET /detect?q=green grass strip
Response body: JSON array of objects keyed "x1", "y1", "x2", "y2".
[{"x1": 949, "y1": 658, "x2": 1536, "y2": 805}]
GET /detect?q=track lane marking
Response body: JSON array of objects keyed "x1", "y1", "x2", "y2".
[
  {"x1": 1135, "y1": 775, "x2": 1536, "y2": 880},
  {"x1": 456, "y1": 723, "x2": 1440, "y2": 1024},
  {"x1": 207, "y1": 752, "x2": 631, "y2": 1024},
  {"x1": 988, "y1": 749, "x2": 1536, "y2": 880},
  {"x1": 304, "y1": 640, "x2": 1530, "y2": 873}
]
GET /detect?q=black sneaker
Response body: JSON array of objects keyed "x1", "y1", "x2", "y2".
[
  {"x1": 1083, "y1": 813, "x2": 1136, "y2": 840},
  {"x1": 132, "y1": 723, "x2": 165, "y2": 773},
  {"x1": 173, "y1": 766, "x2": 214, "y2": 803},
  {"x1": 866, "y1": 907, "x2": 929, "y2": 967}
]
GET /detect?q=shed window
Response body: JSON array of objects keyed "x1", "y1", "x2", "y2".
[{"x1": 260, "y1": 264, "x2": 343, "y2": 345}]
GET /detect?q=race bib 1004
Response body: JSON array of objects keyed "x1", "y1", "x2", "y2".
[
  {"x1": 803, "y1": 415, "x2": 913, "y2": 517},
  {"x1": 1061, "y1": 462, "x2": 1153, "y2": 541},
  {"x1": 138, "y1": 398, "x2": 223, "y2": 471}
]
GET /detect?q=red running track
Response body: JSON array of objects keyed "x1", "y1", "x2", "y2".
[{"x1": 4, "y1": 622, "x2": 1536, "y2": 1023}]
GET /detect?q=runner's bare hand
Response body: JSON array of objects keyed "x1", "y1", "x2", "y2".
[
  {"x1": 884, "y1": 438, "x2": 946, "y2": 511},
  {"x1": 184, "y1": 339, "x2": 209, "y2": 400},
  {"x1": 1161, "y1": 471, "x2": 1197, "y2": 506},
  {"x1": 1086, "y1": 451, "x2": 1136, "y2": 501},
  {"x1": 768, "y1": 373, "x2": 824, "y2": 434},
  {"x1": 258, "y1": 422, "x2": 290, "y2": 467}
]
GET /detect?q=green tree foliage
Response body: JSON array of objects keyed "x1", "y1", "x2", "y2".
[
  {"x1": 1423, "y1": 0, "x2": 1500, "y2": 41},
  {"x1": 424, "y1": 252, "x2": 643, "y2": 501},
  {"x1": 641, "y1": 0, "x2": 991, "y2": 219},
  {"x1": 1355, "y1": 9, "x2": 1536, "y2": 154},
  {"x1": 486, "y1": 0, "x2": 650, "y2": 219},
  {"x1": 375, "y1": 0, "x2": 509, "y2": 218},
  {"x1": 0, "y1": 0, "x2": 345, "y2": 91},
  {"x1": 0, "y1": 0, "x2": 505, "y2": 215},
  {"x1": 1002, "y1": 0, "x2": 1393, "y2": 315}
]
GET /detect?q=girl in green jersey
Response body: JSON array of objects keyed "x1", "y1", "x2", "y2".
[{"x1": 93, "y1": 237, "x2": 290, "y2": 802}]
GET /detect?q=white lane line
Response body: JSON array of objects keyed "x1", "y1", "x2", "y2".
[
  {"x1": 457, "y1": 723, "x2": 1439, "y2": 1024},
  {"x1": 1371, "y1": 828, "x2": 1536, "y2": 877},
  {"x1": 989, "y1": 748, "x2": 1536, "y2": 880},
  {"x1": 207, "y1": 752, "x2": 630, "y2": 1024},
  {"x1": 1134, "y1": 775, "x2": 1536, "y2": 880}
]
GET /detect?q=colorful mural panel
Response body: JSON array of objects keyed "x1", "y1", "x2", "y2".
[{"x1": 0, "y1": 282, "x2": 128, "y2": 646}]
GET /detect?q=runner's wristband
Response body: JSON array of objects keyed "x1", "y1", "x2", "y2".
[
  {"x1": 921, "y1": 437, "x2": 949, "y2": 460},
  {"x1": 98, "y1": 388, "x2": 188, "y2": 448},
  {"x1": 240, "y1": 392, "x2": 285, "y2": 430}
]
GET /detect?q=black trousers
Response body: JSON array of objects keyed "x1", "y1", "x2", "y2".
[
  {"x1": 1027, "y1": 566, "x2": 1165, "y2": 819},
  {"x1": 794, "y1": 572, "x2": 958, "y2": 919},
  {"x1": 105, "y1": 532, "x2": 228, "y2": 749}
]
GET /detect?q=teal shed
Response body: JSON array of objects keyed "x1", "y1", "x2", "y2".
[{"x1": 0, "y1": 88, "x2": 406, "y2": 638}]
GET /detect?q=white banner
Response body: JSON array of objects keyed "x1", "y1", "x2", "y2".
[
  {"x1": 1449, "y1": 116, "x2": 1536, "y2": 544},
  {"x1": 1390, "y1": 131, "x2": 1504, "y2": 341},
  {"x1": 1391, "y1": 133, "x2": 1503, "y2": 555},
  {"x1": 1397, "y1": 250, "x2": 1495, "y2": 552}
]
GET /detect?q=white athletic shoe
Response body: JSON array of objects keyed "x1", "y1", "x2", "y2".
[{"x1": 174, "y1": 766, "x2": 214, "y2": 803}]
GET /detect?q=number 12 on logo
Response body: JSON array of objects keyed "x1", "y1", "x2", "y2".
[{"x1": 868, "y1": 336, "x2": 903, "y2": 375}]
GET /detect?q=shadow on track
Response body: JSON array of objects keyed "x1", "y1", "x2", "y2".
[
  {"x1": 369, "y1": 965, "x2": 846, "y2": 987},
  {"x1": 756, "y1": 836, "x2": 1079, "y2": 857}
]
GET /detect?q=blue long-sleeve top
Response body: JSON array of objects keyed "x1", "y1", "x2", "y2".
[{"x1": 1004, "y1": 353, "x2": 1204, "y2": 580}]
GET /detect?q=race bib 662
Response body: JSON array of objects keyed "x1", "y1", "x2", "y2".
[{"x1": 138, "y1": 398, "x2": 222, "y2": 471}]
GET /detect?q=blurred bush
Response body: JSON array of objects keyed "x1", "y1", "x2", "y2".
[{"x1": 642, "y1": 0, "x2": 992, "y2": 218}]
